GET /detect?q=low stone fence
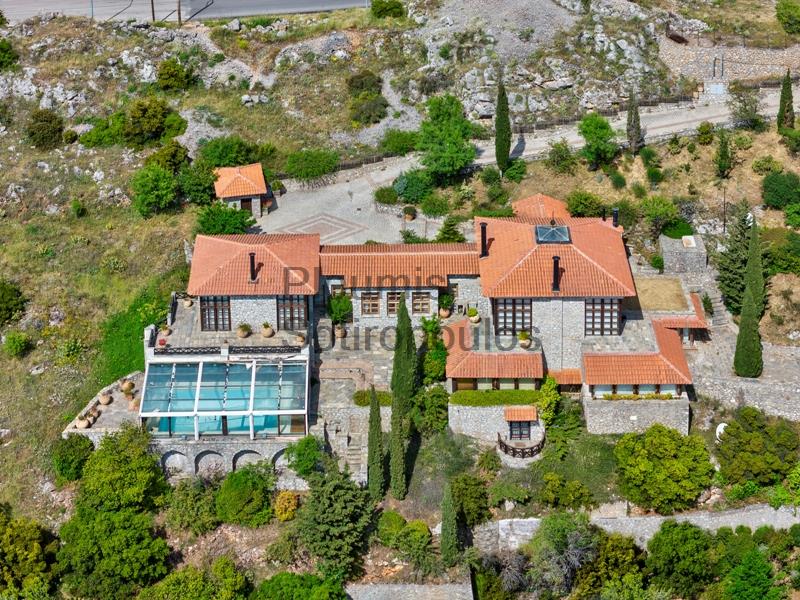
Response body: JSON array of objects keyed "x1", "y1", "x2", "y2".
[
  {"x1": 448, "y1": 405, "x2": 508, "y2": 444},
  {"x1": 582, "y1": 397, "x2": 690, "y2": 435},
  {"x1": 694, "y1": 375, "x2": 800, "y2": 422},
  {"x1": 346, "y1": 583, "x2": 474, "y2": 600},
  {"x1": 472, "y1": 504, "x2": 800, "y2": 553}
]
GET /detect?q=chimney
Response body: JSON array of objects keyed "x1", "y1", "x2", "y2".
[
  {"x1": 612, "y1": 207, "x2": 619, "y2": 228},
  {"x1": 602, "y1": 207, "x2": 607, "y2": 221},
  {"x1": 552, "y1": 256, "x2": 561, "y2": 293},
  {"x1": 249, "y1": 252, "x2": 257, "y2": 282},
  {"x1": 480, "y1": 222, "x2": 489, "y2": 258}
]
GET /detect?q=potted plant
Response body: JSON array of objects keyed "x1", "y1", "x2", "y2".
[
  {"x1": 328, "y1": 292, "x2": 353, "y2": 339},
  {"x1": 183, "y1": 296, "x2": 193, "y2": 308},
  {"x1": 438, "y1": 293, "x2": 454, "y2": 318},
  {"x1": 159, "y1": 323, "x2": 171, "y2": 337},
  {"x1": 403, "y1": 205, "x2": 417, "y2": 221},
  {"x1": 468, "y1": 307, "x2": 481, "y2": 324},
  {"x1": 120, "y1": 379, "x2": 135, "y2": 395},
  {"x1": 518, "y1": 330, "x2": 532, "y2": 349},
  {"x1": 76, "y1": 414, "x2": 90, "y2": 429},
  {"x1": 262, "y1": 322, "x2": 275, "y2": 338},
  {"x1": 237, "y1": 323, "x2": 252, "y2": 339},
  {"x1": 99, "y1": 391, "x2": 113, "y2": 406},
  {"x1": 295, "y1": 332, "x2": 306, "y2": 344}
]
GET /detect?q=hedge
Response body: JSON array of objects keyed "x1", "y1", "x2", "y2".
[
  {"x1": 450, "y1": 389, "x2": 541, "y2": 407},
  {"x1": 353, "y1": 390, "x2": 392, "y2": 407}
]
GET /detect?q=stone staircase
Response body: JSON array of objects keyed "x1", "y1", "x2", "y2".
[
  {"x1": 344, "y1": 432, "x2": 366, "y2": 482},
  {"x1": 705, "y1": 289, "x2": 729, "y2": 327}
]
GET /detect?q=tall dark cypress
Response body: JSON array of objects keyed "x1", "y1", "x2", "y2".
[
  {"x1": 733, "y1": 286, "x2": 763, "y2": 378},
  {"x1": 778, "y1": 69, "x2": 795, "y2": 131},
  {"x1": 440, "y1": 482, "x2": 459, "y2": 567},
  {"x1": 389, "y1": 296, "x2": 416, "y2": 499},
  {"x1": 495, "y1": 80, "x2": 511, "y2": 173},
  {"x1": 367, "y1": 386, "x2": 384, "y2": 501},
  {"x1": 717, "y1": 200, "x2": 751, "y2": 315},
  {"x1": 626, "y1": 91, "x2": 643, "y2": 154}
]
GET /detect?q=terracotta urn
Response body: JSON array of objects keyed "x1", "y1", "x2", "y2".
[
  {"x1": 183, "y1": 297, "x2": 193, "y2": 308},
  {"x1": 76, "y1": 416, "x2": 90, "y2": 429},
  {"x1": 334, "y1": 324, "x2": 346, "y2": 339},
  {"x1": 438, "y1": 308, "x2": 451, "y2": 318},
  {"x1": 469, "y1": 314, "x2": 481, "y2": 324},
  {"x1": 519, "y1": 338, "x2": 532, "y2": 349},
  {"x1": 99, "y1": 392, "x2": 113, "y2": 405},
  {"x1": 262, "y1": 326, "x2": 275, "y2": 338}
]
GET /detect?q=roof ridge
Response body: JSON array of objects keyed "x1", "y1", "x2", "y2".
[{"x1": 569, "y1": 239, "x2": 636, "y2": 296}]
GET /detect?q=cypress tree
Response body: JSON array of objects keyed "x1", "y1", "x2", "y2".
[
  {"x1": 717, "y1": 200, "x2": 751, "y2": 315},
  {"x1": 435, "y1": 215, "x2": 466, "y2": 243},
  {"x1": 745, "y1": 223, "x2": 766, "y2": 317},
  {"x1": 778, "y1": 69, "x2": 795, "y2": 131},
  {"x1": 715, "y1": 128, "x2": 733, "y2": 178},
  {"x1": 367, "y1": 386, "x2": 384, "y2": 501},
  {"x1": 495, "y1": 80, "x2": 511, "y2": 173},
  {"x1": 390, "y1": 296, "x2": 416, "y2": 500},
  {"x1": 440, "y1": 482, "x2": 459, "y2": 567},
  {"x1": 626, "y1": 91, "x2": 643, "y2": 154},
  {"x1": 733, "y1": 285, "x2": 763, "y2": 378}
]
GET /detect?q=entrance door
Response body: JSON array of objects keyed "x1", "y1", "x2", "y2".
[
  {"x1": 240, "y1": 198, "x2": 253, "y2": 215},
  {"x1": 277, "y1": 295, "x2": 308, "y2": 331}
]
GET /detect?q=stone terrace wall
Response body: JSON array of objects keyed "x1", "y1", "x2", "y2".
[
  {"x1": 347, "y1": 583, "x2": 474, "y2": 600},
  {"x1": 448, "y1": 405, "x2": 507, "y2": 444},
  {"x1": 583, "y1": 398, "x2": 690, "y2": 434}
]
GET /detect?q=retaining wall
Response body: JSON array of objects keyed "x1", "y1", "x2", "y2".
[{"x1": 582, "y1": 397, "x2": 690, "y2": 435}]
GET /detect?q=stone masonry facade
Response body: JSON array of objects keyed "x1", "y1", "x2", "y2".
[{"x1": 582, "y1": 397, "x2": 690, "y2": 435}]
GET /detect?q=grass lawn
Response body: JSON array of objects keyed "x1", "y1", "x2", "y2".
[{"x1": 633, "y1": 276, "x2": 689, "y2": 311}]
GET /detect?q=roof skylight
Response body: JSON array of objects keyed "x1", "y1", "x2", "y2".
[{"x1": 535, "y1": 224, "x2": 571, "y2": 244}]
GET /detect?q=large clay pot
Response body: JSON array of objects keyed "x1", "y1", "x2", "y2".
[
  {"x1": 120, "y1": 380, "x2": 135, "y2": 394},
  {"x1": 519, "y1": 338, "x2": 532, "y2": 349},
  {"x1": 99, "y1": 392, "x2": 113, "y2": 405},
  {"x1": 262, "y1": 326, "x2": 275, "y2": 338},
  {"x1": 438, "y1": 308, "x2": 451, "y2": 318},
  {"x1": 295, "y1": 333, "x2": 306, "y2": 344},
  {"x1": 183, "y1": 297, "x2": 193, "y2": 308},
  {"x1": 76, "y1": 417, "x2": 90, "y2": 429},
  {"x1": 334, "y1": 324, "x2": 346, "y2": 339},
  {"x1": 469, "y1": 314, "x2": 481, "y2": 324},
  {"x1": 237, "y1": 327, "x2": 250, "y2": 339}
]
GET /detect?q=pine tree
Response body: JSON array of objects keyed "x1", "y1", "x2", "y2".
[
  {"x1": 435, "y1": 215, "x2": 466, "y2": 243},
  {"x1": 717, "y1": 200, "x2": 751, "y2": 315},
  {"x1": 778, "y1": 69, "x2": 795, "y2": 131},
  {"x1": 389, "y1": 296, "x2": 416, "y2": 500},
  {"x1": 724, "y1": 549, "x2": 781, "y2": 600},
  {"x1": 715, "y1": 128, "x2": 733, "y2": 178},
  {"x1": 733, "y1": 285, "x2": 763, "y2": 378},
  {"x1": 367, "y1": 386, "x2": 384, "y2": 501},
  {"x1": 745, "y1": 223, "x2": 766, "y2": 317},
  {"x1": 626, "y1": 91, "x2": 643, "y2": 154},
  {"x1": 495, "y1": 80, "x2": 511, "y2": 173},
  {"x1": 440, "y1": 482, "x2": 459, "y2": 567}
]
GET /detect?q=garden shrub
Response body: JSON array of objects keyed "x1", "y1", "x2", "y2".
[
  {"x1": 778, "y1": 0, "x2": 800, "y2": 33},
  {"x1": 696, "y1": 121, "x2": 715, "y2": 145},
  {"x1": 613, "y1": 198, "x2": 640, "y2": 229},
  {"x1": 566, "y1": 190, "x2": 604, "y2": 217},
  {"x1": 79, "y1": 112, "x2": 126, "y2": 147},
  {"x1": 412, "y1": 384, "x2": 449, "y2": 435},
  {"x1": 631, "y1": 181, "x2": 647, "y2": 199},
  {"x1": 0, "y1": 39, "x2": 18, "y2": 71},
  {"x1": 215, "y1": 462, "x2": 276, "y2": 527},
  {"x1": 395, "y1": 520, "x2": 433, "y2": 570},
  {"x1": 377, "y1": 510, "x2": 407, "y2": 548},
  {"x1": 0, "y1": 509, "x2": 59, "y2": 593},
  {"x1": 157, "y1": 57, "x2": 194, "y2": 91},
  {"x1": 481, "y1": 166, "x2": 502, "y2": 186},
  {"x1": 421, "y1": 193, "x2": 449, "y2": 217},
  {"x1": 374, "y1": 186, "x2": 398, "y2": 205},
  {"x1": 199, "y1": 135, "x2": 264, "y2": 168},
  {"x1": 539, "y1": 472, "x2": 593, "y2": 509},
  {"x1": 646, "y1": 166, "x2": 665, "y2": 187},
  {"x1": 285, "y1": 149, "x2": 339, "y2": 180},
  {"x1": 422, "y1": 341, "x2": 447, "y2": 384},
  {"x1": 51, "y1": 434, "x2": 94, "y2": 483},
  {"x1": 417, "y1": 94, "x2": 475, "y2": 182},
  {"x1": 639, "y1": 146, "x2": 660, "y2": 168},
  {"x1": 735, "y1": 133, "x2": 753, "y2": 150},
  {"x1": 450, "y1": 389, "x2": 541, "y2": 406},
  {"x1": 3, "y1": 330, "x2": 31, "y2": 357},
  {"x1": 346, "y1": 70, "x2": 382, "y2": 96},
  {"x1": 781, "y1": 126, "x2": 800, "y2": 154},
  {"x1": 394, "y1": 169, "x2": 433, "y2": 203},
  {"x1": 504, "y1": 158, "x2": 527, "y2": 183},
  {"x1": 486, "y1": 183, "x2": 509, "y2": 204},
  {"x1": 62, "y1": 129, "x2": 78, "y2": 144},
  {"x1": 786, "y1": 202, "x2": 800, "y2": 227},
  {"x1": 488, "y1": 481, "x2": 530, "y2": 507},
  {"x1": 165, "y1": 478, "x2": 219, "y2": 536},
  {"x1": 274, "y1": 491, "x2": 299, "y2": 522},
  {"x1": 752, "y1": 155, "x2": 783, "y2": 176},
  {"x1": 477, "y1": 448, "x2": 502, "y2": 473},
  {"x1": 608, "y1": 168, "x2": 626, "y2": 189},
  {"x1": 138, "y1": 557, "x2": 249, "y2": 600},
  {"x1": 646, "y1": 521, "x2": 714, "y2": 598},
  {"x1": 123, "y1": 96, "x2": 183, "y2": 147},
  {"x1": 196, "y1": 202, "x2": 255, "y2": 234},
  {"x1": 649, "y1": 254, "x2": 664, "y2": 272},
  {"x1": 545, "y1": 138, "x2": 577, "y2": 174},
  {"x1": 640, "y1": 195, "x2": 679, "y2": 235},
  {"x1": 351, "y1": 93, "x2": 389, "y2": 125},
  {"x1": 371, "y1": 0, "x2": 405, "y2": 17},
  {"x1": 472, "y1": 206, "x2": 515, "y2": 218},
  {"x1": 252, "y1": 573, "x2": 346, "y2": 600},
  {"x1": 762, "y1": 171, "x2": 800, "y2": 208},
  {"x1": 284, "y1": 435, "x2": 323, "y2": 478},
  {"x1": 578, "y1": 112, "x2": 617, "y2": 168},
  {"x1": 353, "y1": 389, "x2": 392, "y2": 406},
  {"x1": 177, "y1": 159, "x2": 218, "y2": 204},
  {"x1": 132, "y1": 164, "x2": 179, "y2": 217},
  {"x1": 25, "y1": 109, "x2": 64, "y2": 150},
  {"x1": 145, "y1": 139, "x2": 189, "y2": 174},
  {"x1": 662, "y1": 217, "x2": 693, "y2": 239},
  {"x1": 380, "y1": 129, "x2": 418, "y2": 155},
  {"x1": 451, "y1": 473, "x2": 490, "y2": 527}
]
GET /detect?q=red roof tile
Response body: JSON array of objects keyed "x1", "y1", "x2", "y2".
[
  {"x1": 655, "y1": 292, "x2": 709, "y2": 330},
  {"x1": 546, "y1": 369, "x2": 583, "y2": 385},
  {"x1": 444, "y1": 319, "x2": 544, "y2": 379},
  {"x1": 512, "y1": 194, "x2": 571, "y2": 220},
  {"x1": 505, "y1": 406, "x2": 538, "y2": 421},
  {"x1": 320, "y1": 243, "x2": 479, "y2": 288},
  {"x1": 583, "y1": 321, "x2": 692, "y2": 385},
  {"x1": 188, "y1": 234, "x2": 320, "y2": 296},
  {"x1": 214, "y1": 163, "x2": 267, "y2": 198}
]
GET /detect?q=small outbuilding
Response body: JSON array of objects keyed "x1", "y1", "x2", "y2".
[
  {"x1": 214, "y1": 163, "x2": 274, "y2": 219},
  {"x1": 659, "y1": 234, "x2": 707, "y2": 274}
]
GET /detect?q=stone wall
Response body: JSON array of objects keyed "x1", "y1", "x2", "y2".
[
  {"x1": 582, "y1": 397, "x2": 690, "y2": 434},
  {"x1": 450, "y1": 275, "x2": 489, "y2": 315},
  {"x1": 346, "y1": 583, "x2": 474, "y2": 600},
  {"x1": 350, "y1": 287, "x2": 440, "y2": 328},
  {"x1": 230, "y1": 296, "x2": 277, "y2": 330},
  {"x1": 531, "y1": 297, "x2": 585, "y2": 370},
  {"x1": 694, "y1": 374, "x2": 800, "y2": 422},
  {"x1": 448, "y1": 404, "x2": 544, "y2": 445},
  {"x1": 660, "y1": 234, "x2": 708, "y2": 274}
]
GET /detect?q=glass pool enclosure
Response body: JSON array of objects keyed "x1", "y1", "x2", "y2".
[{"x1": 140, "y1": 359, "x2": 308, "y2": 439}]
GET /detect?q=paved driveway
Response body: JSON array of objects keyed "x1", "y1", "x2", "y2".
[{"x1": 258, "y1": 157, "x2": 445, "y2": 244}]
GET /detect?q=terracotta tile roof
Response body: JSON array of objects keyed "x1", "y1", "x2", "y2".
[
  {"x1": 213, "y1": 163, "x2": 267, "y2": 198},
  {"x1": 512, "y1": 194, "x2": 571, "y2": 220},
  {"x1": 475, "y1": 215, "x2": 636, "y2": 298},
  {"x1": 583, "y1": 321, "x2": 692, "y2": 385},
  {"x1": 654, "y1": 292, "x2": 709, "y2": 330},
  {"x1": 188, "y1": 234, "x2": 320, "y2": 296},
  {"x1": 444, "y1": 319, "x2": 544, "y2": 379},
  {"x1": 505, "y1": 406, "x2": 538, "y2": 421},
  {"x1": 546, "y1": 369, "x2": 583, "y2": 385},
  {"x1": 320, "y1": 243, "x2": 479, "y2": 288}
]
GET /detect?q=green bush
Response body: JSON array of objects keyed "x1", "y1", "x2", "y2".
[
  {"x1": 786, "y1": 202, "x2": 800, "y2": 227},
  {"x1": 631, "y1": 181, "x2": 647, "y2": 199},
  {"x1": 196, "y1": 202, "x2": 255, "y2": 234},
  {"x1": 79, "y1": 112, "x2": 126, "y2": 147},
  {"x1": 450, "y1": 389, "x2": 541, "y2": 406},
  {"x1": 614, "y1": 198, "x2": 640, "y2": 229},
  {"x1": 380, "y1": 129, "x2": 418, "y2": 155},
  {"x1": 394, "y1": 169, "x2": 433, "y2": 203},
  {"x1": 165, "y1": 478, "x2": 219, "y2": 536},
  {"x1": 646, "y1": 521, "x2": 713, "y2": 598},
  {"x1": 285, "y1": 435, "x2": 323, "y2": 478},
  {"x1": 51, "y1": 434, "x2": 94, "y2": 482},
  {"x1": 131, "y1": 164, "x2": 179, "y2": 217},
  {"x1": 177, "y1": 159, "x2": 218, "y2": 204},
  {"x1": 777, "y1": 0, "x2": 800, "y2": 33},
  {"x1": 735, "y1": 133, "x2": 753, "y2": 150},
  {"x1": 486, "y1": 183, "x2": 509, "y2": 204},
  {"x1": 0, "y1": 39, "x2": 18, "y2": 71},
  {"x1": 124, "y1": 96, "x2": 185, "y2": 148},
  {"x1": 649, "y1": 254, "x2": 664, "y2": 272},
  {"x1": 639, "y1": 146, "x2": 659, "y2": 168},
  {"x1": 138, "y1": 557, "x2": 250, "y2": 600},
  {"x1": 70, "y1": 198, "x2": 87, "y2": 218},
  {"x1": 752, "y1": 155, "x2": 784, "y2": 175},
  {"x1": 477, "y1": 448, "x2": 502, "y2": 473},
  {"x1": 413, "y1": 384, "x2": 449, "y2": 435},
  {"x1": 351, "y1": 92, "x2": 389, "y2": 125},
  {"x1": 25, "y1": 109, "x2": 64, "y2": 150},
  {"x1": 762, "y1": 171, "x2": 800, "y2": 208},
  {"x1": 662, "y1": 217, "x2": 694, "y2": 239},
  {"x1": 417, "y1": 94, "x2": 476, "y2": 182},
  {"x1": 145, "y1": 139, "x2": 190, "y2": 174},
  {"x1": 451, "y1": 473, "x2": 490, "y2": 527},
  {"x1": 539, "y1": 472, "x2": 594, "y2": 509},
  {"x1": 62, "y1": 129, "x2": 78, "y2": 144},
  {"x1": 3, "y1": 330, "x2": 32, "y2": 357},
  {"x1": 371, "y1": 0, "x2": 405, "y2": 17},
  {"x1": 545, "y1": 138, "x2": 577, "y2": 174},
  {"x1": 608, "y1": 168, "x2": 626, "y2": 189},
  {"x1": 285, "y1": 149, "x2": 339, "y2": 180},
  {"x1": 504, "y1": 158, "x2": 527, "y2": 183},
  {"x1": 481, "y1": 166, "x2": 502, "y2": 186},
  {"x1": 354, "y1": 389, "x2": 392, "y2": 406},
  {"x1": 578, "y1": 112, "x2": 617, "y2": 168},
  {"x1": 472, "y1": 206, "x2": 515, "y2": 218},
  {"x1": 646, "y1": 166, "x2": 665, "y2": 187},
  {"x1": 198, "y1": 135, "x2": 268, "y2": 168},
  {"x1": 0, "y1": 509, "x2": 59, "y2": 593},
  {"x1": 781, "y1": 126, "x2": 800, "y2": 154},
  {"x1": 488, "y1": 480, "x2": 530, "y2": 507},
  {"x1": 640, "y1": 195, "x2": 679, "y2": 235},
  {"x1": 215, "y1": 462, "x2": 276, "y2": 527},
  {"x1": 419, "y1": 193, "x2": 448, "y2": 217},
  {"x1": 697, "y1": 121, "x2": 715, "y2": 145},
  {"x1": 377, "y1": 510, "x2": 407, "y2": 548},
  {"x1": 252, "y1": 572, "x2": 346, "y2": 600},
  {"x1": 157, "y1": 58, "x2": 194, "y2": 91},
  {"x1": 726, "y1": 480, "x2": 762, "y2": 501},
  {"x1": 395, "y1": 520, "x2": 433, "y2": 570},
  {"x1": 566, "y1": 190, "x2": 604, "y2": 217},
  {"x1": 422, "y1": 340, "x2": 447, "y2": 384},
  {"x1": 346, "y1": 70, "x2": 382, "y2": 96}
]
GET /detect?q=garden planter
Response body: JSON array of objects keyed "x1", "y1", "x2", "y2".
[
  {"x1": 469, "y1": 315, "x2": 481, "y2": 324},
  {"x1": 158, "y1": 338, "x2": 167, "y2": 347},
  {"x1": 438, "y1": 308, "x2": 451, "y2": 318},
  {"x1": 76, "y1": 417, "x2": 90, "y2": 429},
  {"x1": 404, "y1": 213, "x2": 415, "y2": 222},
  {"x1": 183, "y1": 298, "x2": 193, "y2": 308},
  {"x1": 127, "y1": 397, "x2": 139, "y2": 411},
  {"x1": 262, "y1": 326, "x2": 275, "y2": 338},
  {"x1": 99, "y1": 392, "x2": 112, "y2": 405},
  {"x1": 334, "y1": 325, "x2": 346, "y2": 339},
  {"x1": 519, "y1": 338, "x2": 532, "y2": 349},
  {"x1": 160, "y1": 327, "x2": 171, "y2": 337},
  {"x1": 120, "y1": 380, "x2": 135, "y2": 394},
  {"x1": 295, "y1": 334, "x2": 306, "y2": 344},
  {"x1": 237, "y1": 328, "x2": 250, "y2": 339}
]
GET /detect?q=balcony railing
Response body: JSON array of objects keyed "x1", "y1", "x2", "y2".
[{"x1": 497, "y1": 432, "x2": 545, "y2": 459}]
